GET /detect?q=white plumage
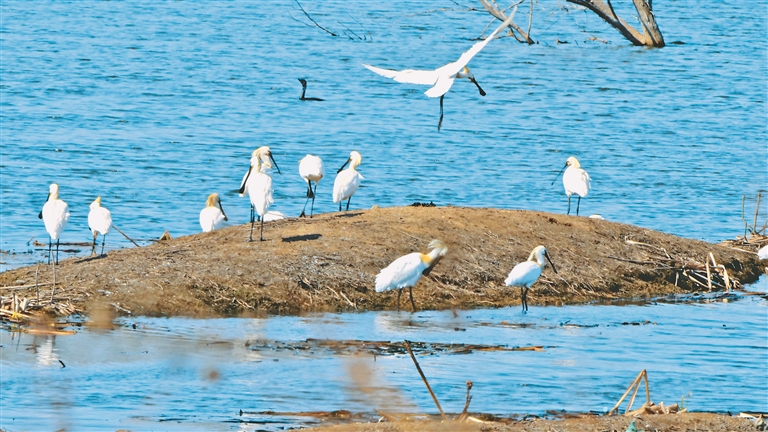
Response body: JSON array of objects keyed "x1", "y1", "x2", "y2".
[
  {"x1": 553, "y1": 156, "x2": 591, "y2": 216},
  {"x1": 333, "y1": 151, "x2": 364, "y2": 212},
  {"x1": 299, "y1": 154, "x2": 324, "y2": 218},
  {"x1": 376, "y1": 239, "x2": 448, "y2": 311},
  {"x1": 757, "y1": 245, "x2": 768, "y2": 261},
  {"x1": 39, "y1": 183, "x2": 70, "y2": 264},
  {"x1": 239, "y1": 146, "x2": 280, "y2": 241},
  {"x1": 199, "y1": 193, "x2": 228, "y2": 233},
  {"x1": 505, "y1": 245, "x2": 557, "y2": 312},
  {"x1": 88, "y1": 196, "x2": 112, "y2": 255},
  {"x1": 362, "y1": 11, "x2": 516, "y2": 130}
]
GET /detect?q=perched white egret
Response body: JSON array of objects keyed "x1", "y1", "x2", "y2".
[
  {"x1": 376, "y1": 239, "x2": 448, "y2": 311},
  {"x1": 333, "y1": 151, "x2": 364, "y2": 212},
  {"x1": 552, "y1": 156, "x2": 591, "y2": 216},
  {"x1": 505, "y1": 245, "x2": 558, "y2": 312},
  {"x1": 299, "y1": 154, "x2": 324, "y2": 218},
  {"x1": 298, "y1": 78, "x2": 324, "y2": 101},
  {"x1": 363, "y1": 10, "x2": 516, "y2": 130},
  {"x1": 88, "y1": 196, "x2": 112, "y2": 256},
  {"x1": 757, "y1": 245, "x2": 768, "y2": 261},
  {"x1": 239, "y1": 146, "x2": 281, "y2": 241},
  {"x1": 38, "y1": 183, "x2": 70, "y2": 264},
  {"x1": 199, "y1": 193, "x2": 228, "y2": 233}
]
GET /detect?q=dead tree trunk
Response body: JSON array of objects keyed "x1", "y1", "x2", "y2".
[{"x1": 566, "y1": 0, "x2": 665, "y2": 47}]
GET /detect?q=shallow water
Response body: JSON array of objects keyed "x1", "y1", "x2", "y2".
[
  {"x1": 2, "y1": 292, "x2": 767, "y2": 431},
  {"x1": 1, "y1": 0, "x2": 766, "y2": 269}
]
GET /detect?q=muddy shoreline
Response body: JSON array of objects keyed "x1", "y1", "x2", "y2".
[{"x1": 0, "y1": 206, "x2": 763, "y2": 318}]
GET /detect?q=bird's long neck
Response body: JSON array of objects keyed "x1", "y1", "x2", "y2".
[{"x1": 528, "y1": 250, "x2": 545, "y2": 268}]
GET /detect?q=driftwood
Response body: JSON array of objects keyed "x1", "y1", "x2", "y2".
[
  {"x1": 566, "y1": 0, "x2": 665, "y2": 47},
  {"x1": 609, "y1": 369, "x2": 685, "y2": 416},
  {"x1": 479, "y1": 0, "x2": 534, "y2": 44}
]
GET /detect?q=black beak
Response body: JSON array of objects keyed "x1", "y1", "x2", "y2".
[
  {"x1": 545, "y1": 251, "x2": 558, "y2": 274},
  {"x1": 551, "y1": 163, "x2": 567, "y2": 186},
  {"x1": 239, "y1": 166, "x2": 253, "y2": 194},
  {"x1": 219, "y1": 200, "x2": 228, "y2": 222},
  {"x1": 269, "y1": 153, "x2": 281, "y2": 174},
  {"x1": 337, "y1": 158, "x2": 351, "y2": 174},
  {"x1": 422, "y1": 256, "x2": 443, "y2": 277},
  {"x1": 38, "y1": 192, "x2": 50, "y2": 219},
  {"x1": 469, "y1": 77, "x2": 486, "y2": 96}
]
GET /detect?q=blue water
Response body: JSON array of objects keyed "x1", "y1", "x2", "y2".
[
  {"x1": 1, "y1": 1, "x2": 767, "y2": 430},
  {"x1": 1, "y1": 1, "x2": 766, "y2": 269},
  {"x1": 2, "y1": 295, "x2": 767, "y2": 431}
]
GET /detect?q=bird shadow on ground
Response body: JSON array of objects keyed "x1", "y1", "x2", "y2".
[
  {"x1": 335, "y1": 212, "x2": 364, "y2": 218},
  {"x1": 282, "y1": 234, "x2": 323, "y2": 243},
  {"x1": 74, "y1": 254, "x2": 108, "y2": 264}
]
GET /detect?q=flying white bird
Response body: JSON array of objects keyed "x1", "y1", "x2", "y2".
[
  {"x1": 88, "y1": 196, "x2": 112, "y2": 256},
  {"x1": 298, "y1": 78, "x2": 324, "y2": 101},
  {"x1": 363, "y1": 9, "x2": 516, "y2": 130},
  {"x1": 376, "y1": 239, "x2": 448, "y2": 311},
  {"x1": 333, "y1": 151, "x2": 364, "y2": 212},
  {"x1": 199, "y1": 193, "x2": 228, "y2": 233},
  {"x1": 239, "y1": 146, "x2": 281, "y2": 241},
  {"x1": 38, "y1": 183, "x2": 70, "y2": 264},
  {"x1": 299, "y1": 154, "x2": 324, "y2": 218},
  {"x1": 505, "y1": 245, "x2": 558, "y2": 312},
  {"x1": 552, "y1": 156, "x2": 591, "y2": 216}
]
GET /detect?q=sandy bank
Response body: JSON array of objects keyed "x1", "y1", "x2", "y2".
[{"x1": 0, "y1": 206, "x2": 762, "y2": 317}]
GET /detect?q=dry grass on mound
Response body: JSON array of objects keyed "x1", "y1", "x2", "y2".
[{"x1": 0, "y1": 206, "x2": 762, "y2": 318}]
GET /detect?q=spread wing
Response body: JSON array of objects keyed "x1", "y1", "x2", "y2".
[
  {"x1": 439, "y1": 9, "x2": 517, "y2": 78},
  {"x1": 363, "y1": 63, "x2": 438, "y2": 86},
  {"x1": 424, "y1": 74, "x2": 456, "y2": 98}
]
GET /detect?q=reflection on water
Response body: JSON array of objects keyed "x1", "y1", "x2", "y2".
[{"x1": 2, "y1": 293, "x2": 766, "y2": 431}]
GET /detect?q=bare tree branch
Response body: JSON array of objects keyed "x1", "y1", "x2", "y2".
[
  {"x1": 294, "y1": 0, "x2": 337, "y2": 37},
  {"x1": 479, "y1": 0, "x2": 535, "y2": 44},
  {"x1": 566, "y1": 0, "x2": 664, "y2": 47}
]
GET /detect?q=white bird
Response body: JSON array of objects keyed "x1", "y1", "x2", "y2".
[
  {"x1": 239, "y1": 146, "x2": 281, "y2": 241},
  {"x1": 299, "y1": 154, "x2": 324, "y2": 218},
  {"x1": 505, "y1": 245, "x2": 558, "y2": 312},
  {"x1": 199, "y1": 193, "x2": 228, "y2": 233},
  {"x1": 333, "y1": 151, "x2": 364, "y2": 212},
  {"x1": 88, "y1": 196, "x2": 112, "y2": 255},
  {"x1": 263, "y1": 210, "x2": 286, "y2": 222},
  {"x1": 757, "y1": 245, "x2": 768, "y2": 261},
  {"x1": 376, "y1": 239, "x2": 448, "y2": 311},
  {"x1": 552, "y1": 156, "x2": 591, "y2": 216},
  {"x1": 363, "y1": 10, "x2": 516, "y2": 130},
  {"x1": 38, "y1": 183, "x2": 70, "y2": 264}
]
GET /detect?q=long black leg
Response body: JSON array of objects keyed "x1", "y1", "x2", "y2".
[
  {"x1": 260, "y1": 218, "x2": 265, "y2": 241},
  {"x1": 437, "y1": 95, "x2": 444, "y2": 131},
  {"x1": 48, "y1": 238, "x2": 52, "y2": 264},
  {"x1": 409, "y1": 287, "x2": 416, "y2": 312},
  {"x1": 56, "y1": 239, "x2": 60, "y2": 265},
  {"x1": 396, "y1": 289, "x2": 402, "y2": 312},
  {"x1": 91, "y1": 234, "x2": 97, "y2": 256},
  {"x1": 576, "y1": 196, "x2": 581, "y2": 216},
  {"x1": 567, "y1": 195, "x2": 572, "y2": 215},
  {"x1": 300, "y1": 195, "x2": 310, "y2": 218},
  {"x1": 310, "y1": 182, "x2": 318, "y2": 217},
  {"x1": 339, "y1": 202, "x2": 342, "y2": 212},
  {"x1": 249, "y1": 205, "x2": 255, "y2": 242},
  {"x1": 345, "y1": 197, "x2": 351, "y2": 211},
  {"x1": 101, "y1": 234, "x2": 106, "y2": 255},
  {"x1": 521, "y1": 286, "x2": 528, "y2": 312}
]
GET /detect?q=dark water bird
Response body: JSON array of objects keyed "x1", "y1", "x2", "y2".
[
  {"x1": 298, "y1": 78, "x2": 324, "y2": 101},
  {"x1": 362, "y1": 10, "x2": 516, "y2": 131}
]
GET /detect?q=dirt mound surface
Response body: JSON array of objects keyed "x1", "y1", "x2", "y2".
[{"x1": 1, "y1": 206, "x2": 762, "y2": 317}]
